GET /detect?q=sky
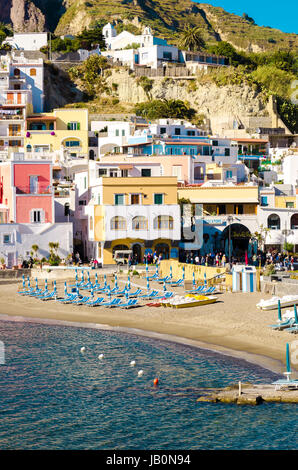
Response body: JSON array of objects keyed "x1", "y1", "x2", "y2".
[{"x1": 193, "y1": 0, "x2": 298, "y2": 34}]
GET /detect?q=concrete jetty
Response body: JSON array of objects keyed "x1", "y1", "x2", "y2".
[{"x1": 197, "y1": 383, "x2": 298, "y2": 405}]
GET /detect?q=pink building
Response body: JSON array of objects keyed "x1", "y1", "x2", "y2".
[{"x1": 0, "y1": 159, "x2": 53, "y2": 224}]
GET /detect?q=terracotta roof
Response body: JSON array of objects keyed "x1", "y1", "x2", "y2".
[
  {"x1": 27, "y1": 116, "x2": 56, "y2": 121},
  {"x1": 231, "y1": 138, "x2": 268, "y2": 143}
]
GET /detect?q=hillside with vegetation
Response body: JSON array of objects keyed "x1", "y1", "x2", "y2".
[{"x1": 0, "y1": 0, "x2": 297, "y2": 52}]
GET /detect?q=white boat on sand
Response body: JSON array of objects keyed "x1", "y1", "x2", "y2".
[{"x1": 257, "y1": 295, "x2": 298, "y2": 311}]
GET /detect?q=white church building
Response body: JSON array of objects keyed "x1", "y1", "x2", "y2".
[{"x1": 101, "y1": 23, "x2": 179, "y2": 69}]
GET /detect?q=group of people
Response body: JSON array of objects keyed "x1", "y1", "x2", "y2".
[
  {"x1": 181, "y1": 252, "x2": 228, "y2": 267},
  {"x1": 264, "y1": 251, "x2": 295, "y2": 271}
]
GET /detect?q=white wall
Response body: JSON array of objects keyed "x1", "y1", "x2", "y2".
[
  {"x1": 5, "y1": 33, "x2": 48, "y2": 51},
  {"x1": 0, "y1": 222, "x2": 73, "y2": 267}
]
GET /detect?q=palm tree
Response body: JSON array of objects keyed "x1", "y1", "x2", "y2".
[
  {"x1": 179, "y1": 26, "x2": 205, "y2": 52},
  {"x1": 31, "y1": 244, "x2": 39, "y2": 258}
]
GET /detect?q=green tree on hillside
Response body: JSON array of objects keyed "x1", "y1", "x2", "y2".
[{"x1": 179, "y1": 26, "x2": 205, "y2": 52}]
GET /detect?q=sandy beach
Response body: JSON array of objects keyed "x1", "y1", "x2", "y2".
[{"x1": 1, "y1": 278, "x2": 297, "y2": 376}]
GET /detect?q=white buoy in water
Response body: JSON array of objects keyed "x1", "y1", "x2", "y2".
[
  {"x1": 130, "y1": 360, "x2": 136, "y2": 367},
  {"x1": 98, "y1": 354, "x2": 104, "y2": 360},
  {"x1": 80, "y1": 347, "x2": 86, "y2": 353},
  {"x1": 137, "y1": 370, "x2": 144, "y2": 377}
]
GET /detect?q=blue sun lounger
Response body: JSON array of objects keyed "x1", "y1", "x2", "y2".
[
  {"x1": 148, "y1": 273, "x2": 158, "y2": 281},
  {"x1": 169, "y1": 279, "x2": 183, "y2": 288},
  {"x1": 99, "y1": 298, "x2": 122, "y2": 308},
  {"x1": 118, "y1": 299, "x2": 140, "y2": 309},
  {"x1": 154, "y1": 291, "x2": 174, "y2": 300},
  {"x1": 114, "y1": 288, "x2": 128, "y2": 297},
  {"x1": 127, "y1": 288, "x2": 142, "y2": 298},
  {"x1": 284, "y1": 324, "x2": 298, "y2": 334},
  {"x1": 39, "y1": 291, "x2": 57, "y2": 301},
  {"x1": 72, "y1": 296, "x2": 93, "y2": 305},
  {"x1": 185, "y1": 285, "x2": 204, "y2": 294},
  {"x1": 156, "y1": 276, "x2": 170, "y2": 284},
  {"x1": 269, "y1": 318, "x2": 295, "y2": 330},
  {"x1": 31, "y1": 289, "x2": 49, "y2": 298},
  {"x1": 139, "y1": 290, "x2": 159, "y2": 300},
  {"x1": 58, "y1": 293, "x2": 80, "y2": 304},
  {"x1": 84, "y1": 297, "x2": 105, "y2": 307}
]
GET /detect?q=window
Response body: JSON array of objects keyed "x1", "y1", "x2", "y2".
[
  {"x1": 174, "y1": 128, "x2": 181, "y2": 135},
  {"x1": 212, "y1": 140, "x2": 218, "y2": 146},
  {"x1": 163, "y1": 51, "x2": 172, "y2": 60},
  {"x1": 98, "y1": 169, "x2": 107, "y2": 177},
  {"x1": 65, "y1": 140, "x2": 80, "y2": 147},
  {"x1": 194, "y1": 166, "x2": 203, "y2": 180},
  {"x1": 64, "y1": 203, "x2": 70, "y2": 217},
  {"x1": 31, "y1": 210, "x2": 43, "y2": 223},
  {"x1": 268, "y1": 214, "x2": 280, "y2": 230},
  {"x1": 154, "y1": 193, "x2": 163, "y2": 205},
  {"x1": 172, "y1": 166, "x2": 182, "y2": 180},
  {"x1": 261, "y1": 196, "x2": 268, "y2": 206},
  {"x1": 226, "y1": 170, "x2": 233, "y2": 179},
  {"x1": 154, "y1": 215, "x2": 174, "y2": 230},
  {"x1": 131, "y1": 194, "x2": 140, "y2": 205},
  {"x1": 79, "y1": 200, "x2": 86, "y2": 206},
  {"x1": 218, "y1": 204, "x2": 226, "y2": 215},
  {"x1": 67, "y1": 122, "x2": 80, "y2": 130},
  {"x1": 122, "y1": 129, "x2": 125, "y2": 136},
  {"x1": 110, "y1": 216, "x2": 126, "y2": 230},
  {"x1": 115, "y1": 129, "x2": 119, "y2": 137},
  {"x1": 225, "y1": 148, "x2": 230, "y2": 156},
  {"x1": 30, "y1": 68, "x2": 36, "y2": 76},
  {"x1": 3, "y1": 234, "x2": 10, "y2": 244},
  {"x1": 141, "y1": 168, "x2": 151, "y2": 177},
  {"x1": 187, "y1": 130, "x2": 195, "y2": 136},
  {"x1": 234, "y1": 204, "x2": 243, "y2": 215},
  {"x1": 291, "y1": 214, "x2": 298, "y2": 229},
  {"x1": 110, "y1": 170, "x2": 118, "y2": 177},
  {"x1": 142, "y1": 52, "x2": 148, "y2": 60},
  {"x1": 121, "y1": 169, "x2": 128, "y2": 177},
  {"x1": 160, "y1": 127, "x2": 166, "y2": 134},
  {"x1": 114, "y1": 194, "x2": 124, "y2": 205},
  {"x1": 132, "y1": 216, "x2": 148, "y2": 230},
  {"x1": 13, "y1": 68, "x2": 20, "y2": 77},
  {"x1": 286, "y1": 202, "x2": 294, "y2": 208},
  {"x1": 26, "y1": 144, "x2": 32, "y2": 152}
]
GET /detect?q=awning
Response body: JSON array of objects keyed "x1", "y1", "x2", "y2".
[
  {"x1": 53, "y1": 166, "x2": 62, "y2": 170},
  {"x1": 118, "y1": 164, "x2": 133, "y2": 170}
]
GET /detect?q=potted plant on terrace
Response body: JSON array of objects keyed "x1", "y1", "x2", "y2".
[{"x1": 0, "y1": 257, "x2": 6, "y2": 270}]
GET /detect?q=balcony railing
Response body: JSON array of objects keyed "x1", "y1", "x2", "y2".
[{"x1": 15, "y1": 186, "x2": 52, "y2": 195}]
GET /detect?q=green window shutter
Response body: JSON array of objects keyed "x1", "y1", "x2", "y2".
[
  {"x1": 67, "y1": 123, "x2": 71, "y2": 130},
  {"x1": 77, "y1": 122, "x2": 80, "y2": 130},
  {"x1": 154, "y1": 194, "x2": 163, "y2": 205}
]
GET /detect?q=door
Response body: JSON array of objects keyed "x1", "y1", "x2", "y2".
[
  {"x1": 132, "y1": 244, "x2": 142, "y2": 264},
  {"x1": 29, "y1": 175, "x2": 38, "y2": 194},
  {"x1": 17, "y1": 93, "x2": 22, "y2": 104}
]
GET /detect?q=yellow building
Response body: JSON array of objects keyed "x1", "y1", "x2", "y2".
[
  {"x1": 178, "y1": 185, "x2": 259, "y2": 216},
  {"x1": 87, "y1": 176, "x2": 181, "y2": 265},
  {"x1": 24, "y1": 108, "x2": 89, "y2": 158}
]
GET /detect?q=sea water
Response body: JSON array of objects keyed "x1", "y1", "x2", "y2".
[{"x1": 0, "y1": 318, "x2": 297, "y2": 450}]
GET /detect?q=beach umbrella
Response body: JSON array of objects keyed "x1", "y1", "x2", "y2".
[
  {"x1": 192, "y1": 271, "x2": 196, "y2": 288},
  {"x1": 76, "y1": 281, "x2": 79, "y2": 295},
  {"x1": 286, "y1": 343, "x2": 291, "y2": 375},
  {"x1": 95, "y1": 273, "x2": 98, "y2": 286},
  {"x1": 22, "y1": 274, "x2": 25, "y2": 288},
  {"x1": 204, "y1": 271, "x2": 207, "y2": 288},
  {"x1": 91, "y1": 287, "x2": 94, "y2": 299},
  {"x1": 53, "y1": 280, "x2": 57, "y2": 295},
  {"x1": 170, "y1": 265, "x2": 172, "y2": 279},
  {"x1": 127, "y1": 275, "x2": 131, "y2": 291},
  {"x1": 182, "y1": 265, "x2": 185, "y2": 281},
  {"x1": 163, "y1": 280, "x2": 167, "y2": 293},
  {"x1": 87, "y1": 271, "x2": 90, "y2": 283},
  {"x1": 294, "y1": 304, "x2": 298, "y2": 324},
  {"x1": 64, "y1": 281, "x2": 67, "y2": 297},
  {"x1": 277, "y1": 300, "x2": 282, "y2": 322},
  {"x1": 125, "y1": 284, "x2": 129, "y2": 301},
  {"x1": 27, "y1": 277, "x2": 31, "y2": 288},
  {"x1": 146, "y1": 276, "x2": 150, "y2": 291},
  {"x1": 155, "y1": 264, "x2": 159, "y2": 276},
  {"x1": 107, "y1": 285, "x2": 111, "y2": 301},
  {"x1": 75, "y1": 269, "x2": 78, "y2": 282},
  {"x1": 45, "y1": 279, "x2": 48, "y2": 291},
  {"x1": 104, "y1": 274, "x2": 107, "y2": 288},
  {"x1": 146, "y1": 262, "x2": 149, "y2": 276},
  {"x1": 35, "y1": 278, "x2": 38, "y2": 290},
  {"x1": 115, "y1": 273, "x2": 118, "y2": 290}
]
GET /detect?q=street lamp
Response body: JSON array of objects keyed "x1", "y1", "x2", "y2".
[{"x1": 227, "y1": 215, "x2": 233, "y2": 264}]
